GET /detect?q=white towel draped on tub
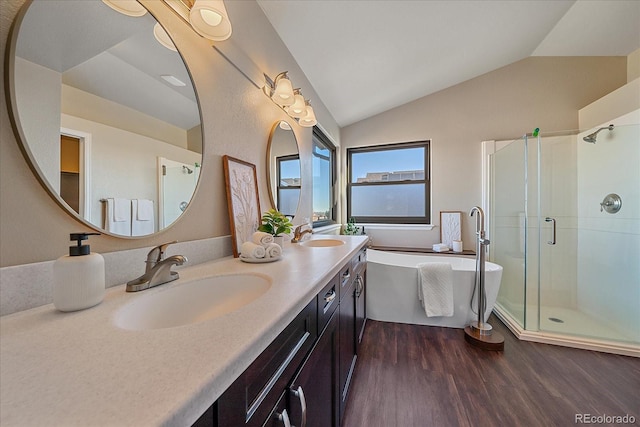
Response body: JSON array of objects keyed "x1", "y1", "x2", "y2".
[
  {"x1": 131, "y1": 199, "x2": 155, "y2": 236},
  {"x1": 417, "y1": 262, "x2": 454, "y2": 317},
  {"x1": 104, "y1": 198, "x2": 131, "y2": 236}
]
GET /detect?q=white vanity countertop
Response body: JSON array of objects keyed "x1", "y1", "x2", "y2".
[{"x1": 0, "y1": 235, "x2": 368, "y2": 427}]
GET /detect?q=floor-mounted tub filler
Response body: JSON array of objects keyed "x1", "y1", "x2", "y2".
[{"x1": 464, "y1": 206, "x2": 505, "y2": 350}]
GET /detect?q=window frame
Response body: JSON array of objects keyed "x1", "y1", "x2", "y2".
[
  {"x1": 312, "y1": 127, "x2": 337, "y2": 227},
  {"x1": 347, "y1": 140, "x2": 431, "y2": 224}
]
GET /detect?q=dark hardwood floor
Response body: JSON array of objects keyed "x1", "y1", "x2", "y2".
[{"x1": 342, "y1": 316, "x2": 640, "y2": 427}]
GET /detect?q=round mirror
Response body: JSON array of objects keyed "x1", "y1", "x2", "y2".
[
  {"x1": 7, "y1": 0, "x2": 202, "y2": 237},
  {"x1": 266, "y1": 121, "x2": 300, "y2": 218}
]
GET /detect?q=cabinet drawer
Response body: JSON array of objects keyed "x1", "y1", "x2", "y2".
[
  {"x1": 217, "y1": 299, "x2": 317, "y2": 426},
  {"x1": 317, "y1": 273, "x2": 339, "y2": 334}
]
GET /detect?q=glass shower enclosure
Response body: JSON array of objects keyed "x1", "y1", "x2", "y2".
[{"x1": 489, "y1": 123, "x2": 639, "y2": 355}]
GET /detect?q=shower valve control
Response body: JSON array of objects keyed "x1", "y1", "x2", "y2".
[{"x1": 600, "y1": 193, "x2": 622, "y2": 214}]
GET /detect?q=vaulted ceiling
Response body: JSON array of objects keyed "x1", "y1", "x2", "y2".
[{"x1": 257, "y1": 0, "x2": 640, "y2": 127}]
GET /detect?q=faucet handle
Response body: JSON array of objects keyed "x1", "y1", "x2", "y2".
[{"x1": 146, "y1": 241, "x2": 178, "y2": 266}]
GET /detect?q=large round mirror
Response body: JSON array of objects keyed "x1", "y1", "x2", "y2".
[
  {"x1": 7, "y1": 0, "x2": 202, "y2": 237},
  {"x1": 266, "y1": 121, "x2": 300, "y2": 218}
]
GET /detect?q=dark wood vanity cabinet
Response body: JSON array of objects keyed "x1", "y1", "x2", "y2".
[
  {"x1": 354, "y1": 248, "x2": 367, "y2": 347},
  {"x1": 199, "y1": 248, "x2": 367, "y2": 427},
  {"x1": 216, "y1": 299, "x2": 317, "y2": 427},
  {"x1": 338, "y1": 263, "x2": 357, "y2": 420}
]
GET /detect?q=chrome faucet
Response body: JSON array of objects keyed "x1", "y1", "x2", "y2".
[
  {"x1": 291, "y1": 224, "x2": 313, "y2": 243},
  {"x1": 469, "y1": 206, "x2": 490, "y2": 245},
  {"x1": 126, "y1": 242, "x2": 187, "y2": 292}
]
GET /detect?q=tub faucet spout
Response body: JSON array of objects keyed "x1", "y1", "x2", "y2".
[{"x1": 469, "y1": 206, "x2": 485, "y2": 236}]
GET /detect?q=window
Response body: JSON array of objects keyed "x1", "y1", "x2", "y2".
[
  {"x1": 276, "y1": 155, "x2": 300, "y2": 217},
  {"x1": 348, "y1": 141, "x2": 430, "y2": 224},
  {"x1": 312, "y1": 127, "x2": 336, "y2": 226}
]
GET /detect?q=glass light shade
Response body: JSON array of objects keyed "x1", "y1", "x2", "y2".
[
  {"x1": 272, "y1": 77, "x2": 294, "y2": 106},
  {"x1": 101, "y1": 0, "x2": 147, "y2": 17},
  {"x1": 153, "y1": 23, "x2": 177, "y2": 51},
  {"x1": 288, "y1": 93, "x2": 306, "y2": 118},
  {"x1": 189, "y1": 0, "x2": 232, "y2": 41},
  {"x1": 299, "y1": 105, "x2": 317, "y2": 127}
]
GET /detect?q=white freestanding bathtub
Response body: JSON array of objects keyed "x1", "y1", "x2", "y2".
[{"x1": 366, "y1": 249, "x2": 503, "y2": 328}]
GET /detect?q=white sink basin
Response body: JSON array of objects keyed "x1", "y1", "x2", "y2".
[
  {"x1": 113, "y1": 274, "x2": 271, "y2": 330},
  {"x1": 300, "y1": 238, "x2": 345, "y2": 247}
]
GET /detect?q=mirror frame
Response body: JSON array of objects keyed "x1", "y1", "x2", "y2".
[
  {"x1": 5, "y1": 0, "x2": 204, "y2": 238},
  {"x1": 265, "y1": 121, "x2": 301, "y2": 218}
]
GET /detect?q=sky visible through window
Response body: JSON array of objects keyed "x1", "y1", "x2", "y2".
[
  {"x1": 280, "y1": 159, "x2": 300, "y2": 180},
  {"x1": 351, "y1": 147, "x2": 424, "y2": 182},
  {"x1": 313, "y1": 145, "x2": 331, "y2": 219}
]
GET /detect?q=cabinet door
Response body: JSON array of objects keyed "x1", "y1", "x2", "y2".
[
  {"x1": 355, "y1": 270, "x2": 367, "y2": 347},
  {"x1": 217, "y1": 300, "x2": 317, "y2": 427},
  {"x1": 289, "y1": 311, "x2": 340, "y2": 427},
  {"x1": 338, "y1": 279, "x2": 356, "y2": 420}
]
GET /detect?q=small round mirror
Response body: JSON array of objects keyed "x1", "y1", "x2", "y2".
[
  {"x1": 7, "y1": 0, "x2": 203, "y2": 237},
  {"x1": 266, "y1": 121, "x2": 300, "y2": 218}
]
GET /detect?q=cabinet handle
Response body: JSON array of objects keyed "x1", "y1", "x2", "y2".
[
  {"x1": 324, "y1": 290, "x2": 336, "y2": 303},
  {"x1": 341, "y1": 273, "x2": 351, "y2": 286},
  {"x1": 276, "y1": 409, "x2": 292, "y2": 427},
  {"x1": 355, "y1": 275, "x2": 363, "y2": 297},
  {"x1": 291, "y1": 386, "x2": 307, "y2": 427}
]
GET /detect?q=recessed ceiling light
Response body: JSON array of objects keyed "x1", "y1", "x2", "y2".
[{"x1": 161, "y1": 75, "x2": 187, "y2": 87}]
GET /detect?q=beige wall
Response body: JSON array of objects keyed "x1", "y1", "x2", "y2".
[
  {"x1": 340, "y1": 56, "x2": 627, "y2": 249},
  {"x1": 628, "y1": 48, "x2": 640, "y2": 82},
  {"x1": 0, "y1": 0, "x2": 335, "y2": 267}
]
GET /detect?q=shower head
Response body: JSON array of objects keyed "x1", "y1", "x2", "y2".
[
  {"x1": 182, "y1": 165, "x2": 193, "y2": 174},
  {"x1": 583, "y1": 124, "x2": 613, "y2": 143}
]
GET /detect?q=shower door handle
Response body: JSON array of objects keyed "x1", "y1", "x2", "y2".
[{"x1": 545, "y1": 217, "x2": 556, "y2": 245}]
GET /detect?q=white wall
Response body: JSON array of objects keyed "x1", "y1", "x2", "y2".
[
  {"x1": 61, "y1": 114, "x2": 201, "y2": 228},
  {"x1": 14, "y1": 57, "x2": 61, "y2": 191}
]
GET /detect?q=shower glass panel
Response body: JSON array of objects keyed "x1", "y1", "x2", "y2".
[
  {"x1": 490, "y1": 136, "x2": 527, "y2": 329},
  {"x1": 538, "y1": 125, "x2": 640, "y2": 343}
]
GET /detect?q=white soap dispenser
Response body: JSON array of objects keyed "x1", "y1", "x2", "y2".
[{"x1": 53, "y1": 232, "x2": 105, "y2": 312}]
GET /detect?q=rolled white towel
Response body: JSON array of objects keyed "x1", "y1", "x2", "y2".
[
  {"x1": 240, "y1": 241, "x2": 266, "y2": 259},
  {"x1": 264, "y1": 242, "x2": 282, "y2": 259},
  {"x1": 252, "y1": 231, "x2": 274, "y2": 247}
]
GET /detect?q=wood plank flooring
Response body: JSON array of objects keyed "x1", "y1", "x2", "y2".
[{"x1": 342, "y1": 316, "x2": 640, "y2": 427}]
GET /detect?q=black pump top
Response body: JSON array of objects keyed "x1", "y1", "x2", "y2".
[{"x1": 69, "y1": 232, "x2": 100, "y2": 256}]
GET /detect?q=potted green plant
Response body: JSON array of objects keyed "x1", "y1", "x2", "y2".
[
  {"x1": 258, "y1": 209, "x2": 293, "y2": 247},
  {"x1": 343, "y1": 217, "x2": 361, "y2": 235}
]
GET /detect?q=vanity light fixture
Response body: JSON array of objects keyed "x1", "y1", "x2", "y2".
[
  {"x1": 299, "y1": 102, "x2": 317, "y2": 127},
  {"x1": 264, "y1": 72, "x2": 317, "y2": 127},
  {"x1": 153, "y1": 23, "x2": 177, "y2": 51},
  {"x1": 189, "y1": 0, "x2": 232, "y2": 41},
  {"x1": 101, "y1": 0, "x2": 147, "y2": 17},
  {"x1": 163, "y1": 0, "x2": 232, "y2": 42},
  {"x1": 271, "y1": 72, "x2": 295, "y2": 106}
]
